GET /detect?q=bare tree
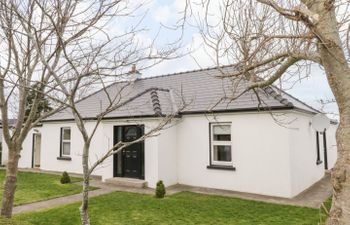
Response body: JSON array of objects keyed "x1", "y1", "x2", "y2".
[
  {"x1": 0, "y1": 0, "x2": 71, "y2": 217},
  {"x1": 57, "y1": 84, "x2": 183, "y2": 225},
  {"x1": 55, "y1": 81, "x2": 184, "y2": 225},
  {"x1": 9, "y1": 1, "x2": 183, "y2": 224},
  {"x1": 186, "y1": 0, "x2": 350, "y2": 224}
]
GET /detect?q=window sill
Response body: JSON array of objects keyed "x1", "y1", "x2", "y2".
[
  {"x1": 207, "y1": 165, "x2": 236, "y2": 171},
  {"x1": 57, "y1": 156, "x2": 72, "y2": 161},
  {"x1": 316, "y1": 160, "x2": 323, "y2": 165}
]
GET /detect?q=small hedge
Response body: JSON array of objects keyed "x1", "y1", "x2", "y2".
[
  {"x1": 155, "y1": 180, "x2": 166, "y2": 198},
  {"x1": 60, "y1": 171, "x2": 71, "y2": 184}
]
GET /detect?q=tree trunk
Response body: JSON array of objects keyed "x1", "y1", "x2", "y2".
[
  {"x1": 80, "y1": 176, "x2": 90, "y2": 225},
  {"x1": 328, "y1": 109, "x2": 350, "y2": 224},
  {"x1": 1, "y1": 147, "x2": 20, "y2": 218},
  {"x1": 320, "y1": 25, "x2": 350, "y2": 225},
  {"x1": 305, "y1": 1, "x2": 350, "y2": 224},
  {"x1": 79, "y1": 144, "x2": 90, "y2": 225}
]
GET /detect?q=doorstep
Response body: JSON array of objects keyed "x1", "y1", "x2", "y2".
[{"x1": 104, "y1": 177, "x2": 148, "y2": 188}]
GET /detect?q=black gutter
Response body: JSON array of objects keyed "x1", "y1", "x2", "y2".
[
  {"x1": 42, "y1": 114, "x2": 182, "y2": 123},
  {"x1": 180, "y1": 105, "x2": 294, "y2": 115},
  {"x1": 0, "y1": 124, "x2": 43, "y2": 129},
  {"x1": 41, "y1": 105, "x2": 294, "y2": 123}
]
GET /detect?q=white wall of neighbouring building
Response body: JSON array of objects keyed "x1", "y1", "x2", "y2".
[{"x1": 1, "y1": 128, "x2": 41, "y2": 168}]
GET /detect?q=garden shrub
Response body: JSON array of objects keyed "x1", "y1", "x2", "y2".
[
  {"x1": 155, "y1": 180, "x2": 166, "y2": 198},
  {"x1": 60, "y1": 171, "x2": 71, "y2": 184}
]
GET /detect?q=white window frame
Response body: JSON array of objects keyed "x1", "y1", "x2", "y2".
[
  {"x1": 210, "y1": 123, "x2": 232, "y2": 166},
  {"x1": 61, "y1": 127, "x2": 71, "y2": 157}
]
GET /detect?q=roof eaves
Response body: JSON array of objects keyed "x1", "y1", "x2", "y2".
[
  {"x1": 292, "y1": 107, "x2": 318, "y2": 115},
  {"x1": 41, "y1": 113, "x2": 182, "y2": 123},
  {"x1": 180, "y1": 105, "x2": 294, "y2": 115},
  {"x1": 269, "y1": 83, "x2": 320, "y2": 114},
  {"x1": 41, "y1": 105, "x2": 295, "y2": 123}
]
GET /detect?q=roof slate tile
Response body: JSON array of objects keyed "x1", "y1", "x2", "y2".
[{"x1": 44, "y1": 67, "x2": 317, "y2": 121}]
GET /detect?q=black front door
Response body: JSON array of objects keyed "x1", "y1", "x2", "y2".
[{"x1": 113, "y1": 125, "x2": 144, "y2": 179}]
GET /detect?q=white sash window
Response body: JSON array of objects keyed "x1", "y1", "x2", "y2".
[{"x1": 211, "y1": 123, "x2": 232, "y2": 166}]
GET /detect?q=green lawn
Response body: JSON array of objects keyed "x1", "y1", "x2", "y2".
[
  {"x1": 319, "y1": 197, "x2": 332, "y2": 224},
  {"x1": 0, "y1": 170, "x2": 84, "y2": 206},
  {"x1": 14, "y1": 191, "x2": 326, "y2": 225}
]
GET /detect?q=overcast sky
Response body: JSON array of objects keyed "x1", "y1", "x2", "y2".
[{"x1": 125, "y1": 0, "x2": 338, "y2": 116}]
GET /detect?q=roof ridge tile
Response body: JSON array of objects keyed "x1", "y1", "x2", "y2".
[
  {"x1": 263, "y1": 87, "x2": 294, "y2": 107},
  {"x1": 150, "y1": 90, "x2": 162, "y2": 116}
]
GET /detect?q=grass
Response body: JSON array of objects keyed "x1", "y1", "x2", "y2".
[
  {"x1": 14, "y1": 191, "x2": 325, "y2": 225},
  {"x1": 0, "y1": 170, "x2": 85, "y2": 206},
  {"x1": 319, "y1": 197, "x2": 332, "y2": 225}
]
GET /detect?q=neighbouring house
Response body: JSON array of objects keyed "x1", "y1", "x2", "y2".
[
  {"x1": 1, "y1": 66, "x2": 338, "y2": 198},
  {"x1": 0, "y1": 119, "x2": 16, "y2": 166}
]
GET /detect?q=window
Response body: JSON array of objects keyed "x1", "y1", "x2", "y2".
[
  {"x1": 210, "y1": 123, "x2": 232, "y2": 166},
  {"x1": 60, "y1": 127, "x2": 71, "y2": 157}
]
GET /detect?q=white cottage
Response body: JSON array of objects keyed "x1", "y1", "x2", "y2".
[{"x1": 1, "y1": 67, "x2": 338, "y2": 198}]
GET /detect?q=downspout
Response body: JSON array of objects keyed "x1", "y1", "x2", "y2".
[{"x1": 323, "y1": 129, "x2": 328, "y2": 170}]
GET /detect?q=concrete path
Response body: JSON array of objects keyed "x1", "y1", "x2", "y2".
[
  {"x1": 167, "y1": 173, "x2": 332, "y2": 209},
  {"x1": 12, "y1": 172, "x2": 332, "y2": 214},
  {"x1": 13, "y1": 182, "x2": 108, "y2": 214}
]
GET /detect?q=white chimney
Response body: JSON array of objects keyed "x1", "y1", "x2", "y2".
[{"x1": 129, "y1": 64, "x2": 141, "y2": 82}]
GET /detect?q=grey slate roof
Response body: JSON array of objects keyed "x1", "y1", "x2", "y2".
[{"x1": 44, "y1": 67, "x2": 318, "y2": 121}]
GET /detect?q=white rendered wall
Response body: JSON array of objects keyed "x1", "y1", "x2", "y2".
[
  {"x1": 4, "y1": 119, "x2": 165, "y2": 187},
  {"x1": 288, "y1": 112, "x2": 325, "y2": 197},
  {"x1": 39, "y1": 120, "x2": 162, "y2": 184},
  {"x1": 39, "y1": 121, "x2": 105, "y2": 176},
  {"x1": 5, "y1": 111, "x2": 337, "y2": 198},
  {"x1": 100, "y1": 120, "x2": 178, "y2": 188},
  {"x1": 157, "y1": 123, "x2": 178, "y2": 187},
  {"x1": 2, "y1": 128, "x2": 41, "y2": 168},
  {"x1": 176, "y1": 112, "x2": 293, "y2": 198}
]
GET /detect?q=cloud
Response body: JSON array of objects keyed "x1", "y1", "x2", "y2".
[
  {"x1": 153, "y1": 5, "x2": 172, "y2": 24},
  {"x1": 151, "y1": 0, "x2": 188, "y2": 25}
]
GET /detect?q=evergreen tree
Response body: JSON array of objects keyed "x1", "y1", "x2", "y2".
[{"x1": 24, "y1": 84, "x2": 52, "y2": 122}]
